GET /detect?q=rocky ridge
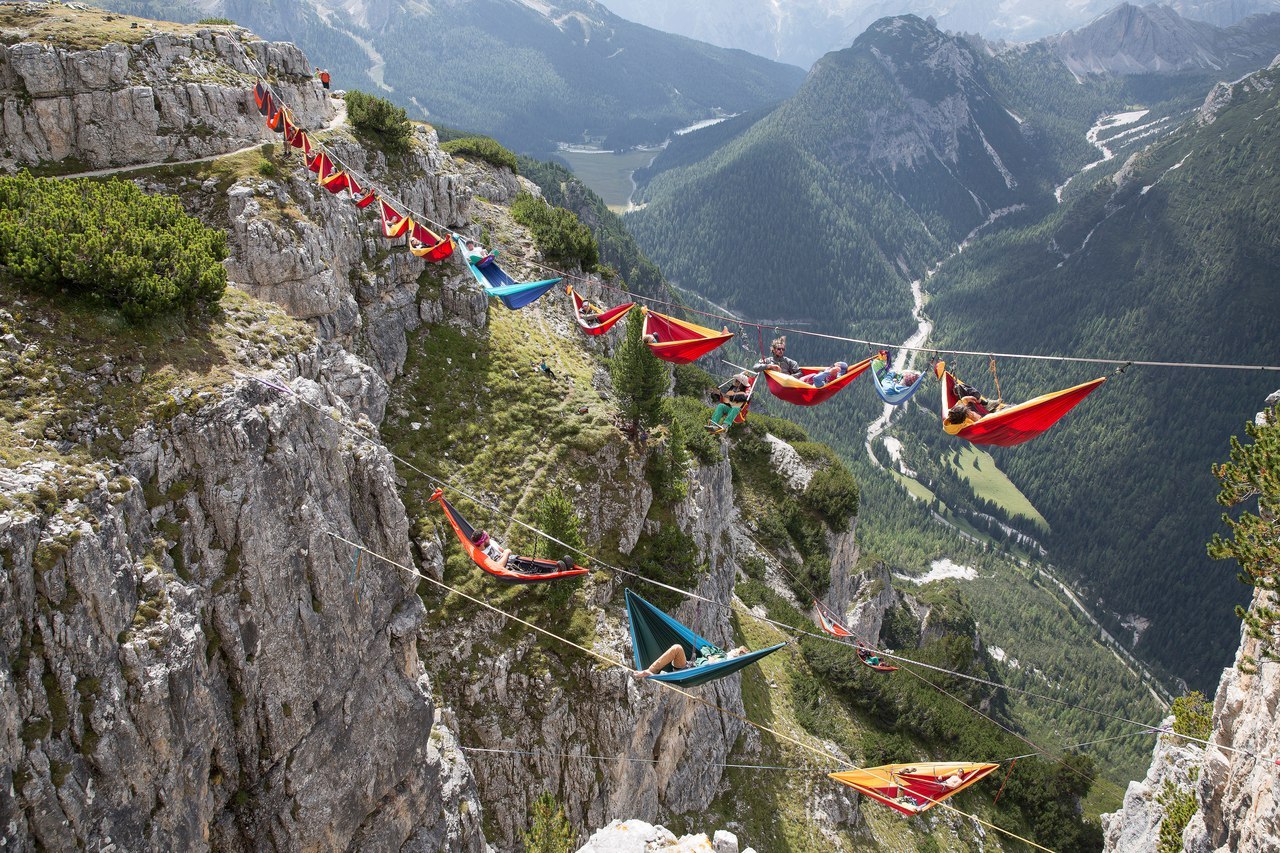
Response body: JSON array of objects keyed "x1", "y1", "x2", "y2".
[{"x1": 1104, "y1": 391, "x2": 1280, "y2": 852}]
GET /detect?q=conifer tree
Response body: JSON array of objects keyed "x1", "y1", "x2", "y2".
[
  {"x1": 1209, "y1": 404, "x2": 1280, "y2": 669},
  {"x1": 610, "y1": 309, "x2": 669, "y2": 431},
  {"x1": 522, "y1": 791, "x2": 575, "y2": 853},
  {"x1": 535, "y1": 486, "x2": 585, "y2": 564}
]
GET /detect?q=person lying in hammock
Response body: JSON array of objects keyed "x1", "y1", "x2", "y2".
[
  {"x1": 632, "y1": 643, "x2": 751, "y2": 679},
  {"x1": 873, "y1": 351, "x2": 922, "y2": 392},
  {"x1": 470, "y1": 529, "x2": 511, "y2": 570},
  {"x1": 752, "y1": 336, "x2": 802, "y2": 376},
  {"x1": 805, "y1": 360, "x2": 848, "y2": 388},
  {"x1": 706, "y1": 372, "x2": 753, "y2": 434},
  {"x1": 943, "y1": 380, "x2": 1007, "y2": 435}
]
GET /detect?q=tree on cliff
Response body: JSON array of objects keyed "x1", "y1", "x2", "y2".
[
  {"x1": 610, "y1": 308, "x2": 669, "y2": 431},
  {"x1": 1209, "y1": 402, "x2": 1280, "y2": 670},
  {"x1": 522, "y1": 791, "x2": 575, "y2": 853}
]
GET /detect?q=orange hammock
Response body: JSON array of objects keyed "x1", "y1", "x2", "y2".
[
  {"x1": 937, "y1": 361, "x2": 1105, "y2": 447},
  {"x1": 830, "y1": 762, "x2": 1000, "y2": 815},
  {"x1": 428, "y1": 489, "x2": 589, "y2": 583},
  {"x1": 813, "y1": 600, "x2": 898, "y2": 672},
  {"x1": 641, "y1": 307, "x2": 733, "y2": 364},
  {"x1": 567, "y1": 285, "x2": 634, "y2": 335},
  {"x1": 764, "y1": 356, "x2": 873, "y2": 406},
  {"x1": 409, "y1": 221, "x2": 453, "y2": 262}
]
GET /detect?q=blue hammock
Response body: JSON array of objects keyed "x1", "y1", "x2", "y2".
[
  {"x1": 625, "y1": 589, "x2": 784, "y2": 687},
  {"x1": 871, "y1": 355, "x2": 926, "y2": 405},
  {"x1": 454, "y1": 234, "x2": 561, "y2": 309}
]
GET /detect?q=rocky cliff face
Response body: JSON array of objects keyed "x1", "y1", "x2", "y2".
[
  {"x1": 0, "y1": 7, "x2": 329, "y2": 172},
  {"x1": 1104, "y1": 392, "x2": 1280, "y2": 852}
]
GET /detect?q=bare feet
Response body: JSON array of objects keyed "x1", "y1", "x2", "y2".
[{"x1": 632, "y1": 669, "x2": 653, "y2": 681}]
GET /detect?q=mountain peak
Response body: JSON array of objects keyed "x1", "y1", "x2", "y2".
[{"x1": 1051, "y1": 2, "x2": 1224, "y2": 75}]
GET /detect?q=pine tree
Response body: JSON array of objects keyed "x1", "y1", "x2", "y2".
[
  {"x1": 522, "y1": 791, "x2": 575, "y2": 853},
  {"x1": 535, "y1": 486, "x2": 585, "y2": 564},
  {"x1": 1208, "y1": 403, "x2": 1280, "y2": 670},
  {"x1": 610, "y1": 309, "x2": 669, "y2": 431}
]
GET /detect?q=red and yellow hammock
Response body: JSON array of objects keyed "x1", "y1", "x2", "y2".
[
  {"x1": 567, "y1": 285, "x2": 634, "y2": 335},
  {"x1": 409, "y1": 221, "x2": 453, "y2": 261},
  {"x1": 642, "y1": 308, "x2": 733, "y2": 364},
  {"x1": 814, "y1": 600, "x2": 898, "y2": 672},
  {"x1": 764, "y1": 356, "x2": 874, "y2": 406},
  {"x1": 830, "y1": 762, "x2": 1000, "y2": 815},
  {"x1": 428, "y1": 489, "x2": 589, "y2": 583},
  {"x1": 937, "y1": 362, "x2": 1105, "y2": 446}
]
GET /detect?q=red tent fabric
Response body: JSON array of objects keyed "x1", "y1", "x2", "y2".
[
  {"x1": 938, "y1": 363, "x2": 1105, "y2": 447},
  {"x1": 764, "y1": 357, "x2": 873, "y2": 406},
  {"x1": 567, "y1": 285, "x2": 634, "y2": 335},
  {"x1": 642, "y1": 308, "x2": 733, "y2": 364}
]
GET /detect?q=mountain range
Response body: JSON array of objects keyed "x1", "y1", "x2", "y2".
[
  {"x1": 597, "y1": 0, "x2": 1280, "y2": 67},
  {"x1": 95, "y1": 0, "x2": 806, "y2": 153},
  {"x1": 622, "y1": 11, "x2": 1280, "y2": 690}
]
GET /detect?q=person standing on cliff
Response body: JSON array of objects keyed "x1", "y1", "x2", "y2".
[{"x1": 317, "y1": 68, "x2": 331, "y2": 90}]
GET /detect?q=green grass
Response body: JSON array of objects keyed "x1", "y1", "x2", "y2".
[
  {"x1": 557, "y1": 149, "x2": 660, "y2": 211},
  {"x1": 890, "y1": 469, "x2": 939, "y2": 504},
  {"x1": 946, "y1": 446, "x2": 1049, "y2": 531}
]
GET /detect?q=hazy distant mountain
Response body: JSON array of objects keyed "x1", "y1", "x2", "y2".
[
  {"x1": 1049, "y1": 3, "x2": 1280, "y2": 75},
  {"x1": 597, "y1": 0, "x2": 1280, "y2": 66},
  {"x1": 96, "y1": 0, "x2": 806, "y2": 153}
]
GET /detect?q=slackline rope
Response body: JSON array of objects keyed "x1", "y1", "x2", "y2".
[
  {"x1": 324, "y1": 531, "x2": 1053, "y2": 852},
  {"x1": 458, "y1": 746, "x2": 799, "y2": 772},
  {"x1": 259, "y1": 81, "x2": 1280, "y2": 375}
]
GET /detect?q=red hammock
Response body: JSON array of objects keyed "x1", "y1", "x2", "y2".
[
  {"x1": 379, "y1": 199, "x2": 412, "y2": 239},
  {"x1": 642, "y1": 308, "x2": 733, "y2": 364},
  {"x1": 938, "y1": 362, "x2": 1106, "y2": 447},
  {"x1": 317, "y1": 155, "x2": 350, "y2": 194},
  {"x1": 254, "y1": 81, "x2": 270, "y2": 115},
  {"x1": 567, "y1": 285, "x2": 634, "y2": 335},
  {"x1": 764, "y1": 356, "x2": 873, "y2": 406},
  {"x1": 409, "y1": 221, "x2": 453, "y2": 262},
  {"x1": 428, "y1": 489, "x2": 589, "y2": 583},
  {"x1": 814, "y1": 600, "x2": 898, "y2": 672}
]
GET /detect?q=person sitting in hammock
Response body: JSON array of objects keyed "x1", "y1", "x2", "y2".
[
  {"x1": 470, "y1": 529, "x2": 511, "y2": 570},
  {"x1": 706, "y1": 372, "x2": 753, "y2": 434},
  {"x1": 943, "y1": 380, "x2": 1006, "y2": 435},
  {"x1": 579, "y1": 299, "x2": 603, "y2": 327},
  {"x1": 462, "y1": 238, "x2": 496, "y2": 268},
  {"x1": 805, "y1": 360, "x2": 848, "y2": 388},
  {"x1": 752, "y1": 336, "x2": 802, "y2": 376},
  {"x1": 632, "y1": 643, "x2": 752, "y2": 680}
]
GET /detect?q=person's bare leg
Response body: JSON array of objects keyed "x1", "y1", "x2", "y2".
[{"x1": 633, "y1": 644, "x2": 687, "y2": 679}]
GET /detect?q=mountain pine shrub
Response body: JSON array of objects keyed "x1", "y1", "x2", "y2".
[
  {"x1": 345, "y1": 90, "x2": 412, "y2": 151},
  {"x1": 510, "y1": 191, "x2": 598, "y2": 270},
  {"x1": 609, "y1": 309, "x2": 668, "y2": 431},
  {"x1": 0, "y1": 172, "x2": 227, "y2": 320},
  {"x1": 1170, "y1": 690, "x2": 1212, "y2": 743},
  {"x1": 1209, "y1": 403, "x2": 1280, "y2": 670},
  {"x1": 440, "y1": 135, "x2": 518, "y2": 173}
]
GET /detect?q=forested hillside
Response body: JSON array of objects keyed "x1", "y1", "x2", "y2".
[
  {"x1": 99, "y1": 0, "x2": 806, "y2": 154},
  {"x1": 896, "y1": 61, "x2": 1280, "y2": 689}
]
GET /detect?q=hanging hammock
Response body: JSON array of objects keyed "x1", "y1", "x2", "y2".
[
  {"x1": 567, "y1": 285, "x2": 634, "y2": 335},
  {"x1": 937, "y1": 361, "x2": 1106, "y2": 447},
  {"x1": 317, "y1": 154, "x2": 350, "y2": 194},
  {"x1": 641, "y1": 308, "x2": 734, "y2": 364},
  {"x1": 409, "y1": 221, "x2": 453, "y2": 262},
  {"x1": 453, "y1": 235, "x2": 561, "y2": 310},
  {"x1": 625, "y1": 589, "x2": 784, "y2": 687},
  {"x1": 730, "y1": 373, "x2": 758, "y2": 425},
  {"x1": 286, "y1": 124, "x2": 308, "y2": 151},
  {"x1": 871, "y1": 351, "x2": 927, "y2": 406},
  {"x1": 813, "y1": 600, "x2": 898, "y2": 672},
  {"x1": 266, "y1": 103, "x2": 287, "y2": 133},
  {"x1": 428, "y1": 489, "x2": 589, "y2": 583},
  {"x1": 764, "y1": 356, "x2": 874, "y2": 406},
  {"x1": 254, "y1": 81, "x2": 271, "y2": 115},
  {"x1": 379, "y1": 199, "x2": 412, "y2": 239},
  {"x1": 829, "y1": 762, "x2": 1000, "y2": 815}
]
